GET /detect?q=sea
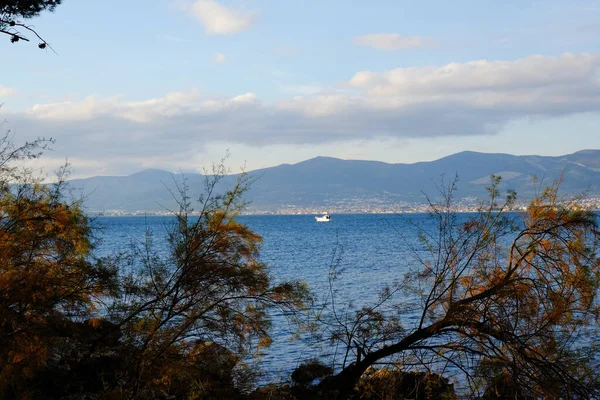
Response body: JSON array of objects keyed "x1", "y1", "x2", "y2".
[
  {"x1": 95, "y1": 213, "x2": 435, "y2": 381},
  {"x1": 94, "y1": 212, "x2": 599, "y2": 385}
]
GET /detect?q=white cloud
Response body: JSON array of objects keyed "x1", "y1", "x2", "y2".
[
  {"x1": 231, "y1": 93, "x2": 257, "y2": 103},
  {"x1": 189, "y1": 0, "x2": 255, "y2": 35},
  {"x1": 347, "y1": 53, "x2": 599, "y2": 110},
  {"x1": 353, "y1": 33, "x2": 432, "y2": 51},
  {"x1": 214, "y1": 53, "x2": 226, "y2": 63},
  {"x1": 4, "y1": 53, "x2": 600, "y2": 175},
  {"x1": 0, "y1": 85, "x2": 16, "y2": 97}
]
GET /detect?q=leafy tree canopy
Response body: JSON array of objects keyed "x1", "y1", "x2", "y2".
[
  {"x1": 0, "y1": 134, "x2": 310, "y2": 399},
  {"x1": 308, "y1": 175, "x2": 600, "y2": 399},
  {"x1": 1, "y1": 0, "x2": 61, "y2": 19}
]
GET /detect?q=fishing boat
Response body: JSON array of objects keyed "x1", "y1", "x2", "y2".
[{"x1": 315, "y1": 212, "x2": 331, "y2": 222}]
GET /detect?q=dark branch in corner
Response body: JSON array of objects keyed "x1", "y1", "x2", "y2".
[{"x1": 0, "y1": 18, "x2": 56, "y2": 53}]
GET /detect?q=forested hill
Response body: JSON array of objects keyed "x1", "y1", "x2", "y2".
[{"x1": 69, "y1": 150, "x2": 600, "y2": 213}]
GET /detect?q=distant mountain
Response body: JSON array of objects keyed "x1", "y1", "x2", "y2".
[{"x1": 68, "y1": 150, "x2": 600, "y2": 214}]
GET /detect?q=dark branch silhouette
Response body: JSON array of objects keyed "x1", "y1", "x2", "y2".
[{"x1": 1, "y1": 0, "x2": 62, "y2": 51}]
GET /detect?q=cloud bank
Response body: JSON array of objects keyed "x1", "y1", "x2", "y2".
[
  {"x1": 188, "y1": 0, "x2": 255, "y2": 35},
  {"x1": 3, "y1": 53, "x2": 599, "y2": 173}
]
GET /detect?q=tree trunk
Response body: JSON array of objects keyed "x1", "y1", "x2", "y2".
[{"x1": 318, "y1": 318, "x2": 455, "y2": 399}]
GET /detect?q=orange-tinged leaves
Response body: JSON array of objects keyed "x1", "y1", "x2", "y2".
[{"x1": 0, "y1": 182, "x2": 115, "y2": 380}]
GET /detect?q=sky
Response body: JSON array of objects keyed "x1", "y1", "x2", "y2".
[{"x1": 1, "y1": 0, "x2": 599, "y2": 178}]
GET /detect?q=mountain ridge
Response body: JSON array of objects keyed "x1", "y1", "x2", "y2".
[
  {"x1": 68, "y1": 149, "x2": 600, "y2": 214},
  {"x1": 108, "y1": 149, "x2": 600, "y2": 178}
]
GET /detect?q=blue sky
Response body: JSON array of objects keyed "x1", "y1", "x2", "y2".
[{"x1": 1, "y1": 0, "x2": 599, "y2": 177}]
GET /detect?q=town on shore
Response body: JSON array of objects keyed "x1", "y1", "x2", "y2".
[{"x1": 98, "y1": 195, "x2": 600, "y2": 216}]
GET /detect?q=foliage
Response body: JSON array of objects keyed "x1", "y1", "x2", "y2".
[
  {"x1": 3, "y1": 126, "x2": 597, "y2": 399},
  {"x1": 0, "y1": 135, "x2": 309, "y2": 398},
  {"x1": 312, "y1": 175, "x2": 600, "y2": 399},
  {"x1": 102, "y1": 166, "x2": 309, "y2": 397},
  {"x1": 251, "y1": 359, "x2": 336, "y2": 400},
  {"x1": 356, "y1": 368, "x2": 455, "y2": 400},
  {"x1": 250, "y1": 367, "x2": 455, "y2": 400},
  {"x1": 292, "y1": 358, "x2": 334, "y2": 387},
  {"x1": 0, "y1": 0, "x2": 61, "y2": 48},
  {"x1": 0, "y1": 129, "x2": 53, "y2": 185},
  {"x1": 0, "y1": 136, "x2": 117, "y2": 396}
]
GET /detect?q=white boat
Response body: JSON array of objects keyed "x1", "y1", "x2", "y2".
[{"x1": 315, "y1": 212, "x2": 331, "y2": 222}]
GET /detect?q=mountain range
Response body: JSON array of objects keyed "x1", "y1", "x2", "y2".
[{"x1": 68, "y1": 150, "x2": 600, "y2": 214}]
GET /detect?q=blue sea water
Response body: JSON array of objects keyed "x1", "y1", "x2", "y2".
[
  {"x1": 94, "y1": 213, "x2": 434, "y2": 381},
  {"x1": 93, "y1": 211, "x2": 600, "y2": 391}
]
